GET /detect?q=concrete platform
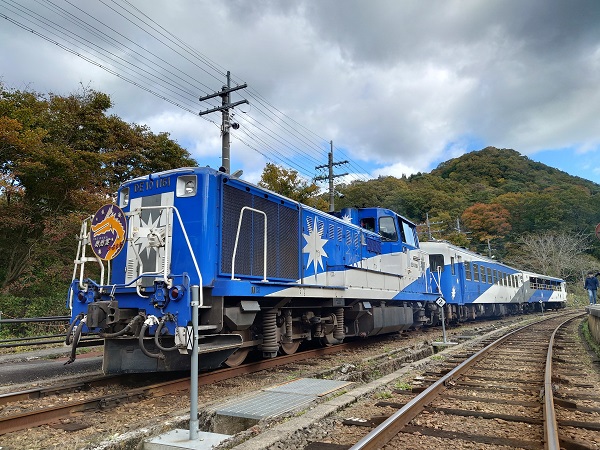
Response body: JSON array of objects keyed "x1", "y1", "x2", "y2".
[
  {"x1": 212, "y1": 378, "x2": 352, "y2": 434},
  {"x1": 145, "y1": 429, "x2": 231, "y2": 450},
  {"x1": 216, "y1": 378, "x2": 352, "y2": 420},
  {"x1": 587, "y1": 305, "x2": 600, "y2": 344}
]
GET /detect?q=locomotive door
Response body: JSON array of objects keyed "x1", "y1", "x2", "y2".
[
  {"x1": 455, "y1": 255, "x2": 465, "y2": 305},
  {"x1": 125, "y1": 192, "x2": 174, "y2": 286}
]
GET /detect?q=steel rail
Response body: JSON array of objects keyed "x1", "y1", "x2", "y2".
[
  {"x1": 543, "y1": 313, "x2": 585, "y2": 449},
  {"x1": 0, "y1": 337, "x2": 103, "y2": 349},
  {"x1": 349, "y1": 312, "x2": 584, "y2": 450}
]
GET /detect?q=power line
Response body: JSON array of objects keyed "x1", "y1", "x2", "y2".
[{"x1": 0, "y1": 0, "x2": 374, "y2": 184}]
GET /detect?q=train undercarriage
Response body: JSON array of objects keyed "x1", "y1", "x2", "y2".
[{"x1": 68, "y1": 288, "x2": 564, "y2": 374}]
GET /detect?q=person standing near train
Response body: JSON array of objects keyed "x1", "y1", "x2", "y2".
[{"x1": 584, "y1": 272, "x2": 600, "y2": 305}]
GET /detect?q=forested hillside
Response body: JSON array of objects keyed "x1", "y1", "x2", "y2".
[{"x1": 337, "y1": 147, "x2": 600, "y2": 280}]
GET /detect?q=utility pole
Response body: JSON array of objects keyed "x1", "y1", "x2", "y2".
[
  {"x1": 199, "y1": 71, "x2": 248, "y2": 173},
  {"x1": 418, "y1": 212, "x2": 443, "y2": 240},
  {"x1": 315, "y1": 141, "x2": 348, "y2": 212}
]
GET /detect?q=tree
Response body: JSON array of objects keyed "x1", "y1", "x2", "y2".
[
  {"x1": 0, "y1": 84, "x2": 197, "y2": 296},
  {"x1": 461, "y1": 202, "x2": 512, "y2": 244},
  {"x1": 259, "y1": 163, "x2": 327, "y2": 209},
  {"x1": 506, "y1": 231, "x2": 591, "y2": 281}
]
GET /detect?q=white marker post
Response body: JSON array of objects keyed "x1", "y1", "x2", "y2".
[{"x1": 436, "y1": 296, "x2": 449, "y2": 343}]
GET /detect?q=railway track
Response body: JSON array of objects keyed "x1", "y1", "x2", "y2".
[
  {"x1": 0, "y1": 340, "x2": 370, "y2": 435},
  {"x1": 4, "y1": 312, "x2": 589, "y2": 449},
  {"x1": 311, "y1": 311, "x2": 593, "y2": 449}
]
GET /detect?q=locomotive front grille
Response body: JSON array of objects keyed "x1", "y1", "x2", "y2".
[{"x1": 221, "y1": 183, "x2": 299, "y2": 280}]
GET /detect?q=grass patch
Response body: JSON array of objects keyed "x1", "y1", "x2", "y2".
[
  {"x1": 374, "y1": 391, "x2": 393, "y2": 399},
  {"x1": 581, "y1": 319, "x2": 600, "y2": 359},
  {"x1": 394, "y1": 381, "x2": 411, "y2": 391}
]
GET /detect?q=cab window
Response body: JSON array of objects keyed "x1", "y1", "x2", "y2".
[
  {"x1": 429, "y1": 254, "x2": 445, "y2": 273},
  {"x1": 360, "y1": 217, "x2": 375, "y2": 232},
  {"x1": 379, "y1": 216, "x2": 398, "y2": 241},
  {"x1": 400, "y1": 219, "x2": 417, "y2": 247}
]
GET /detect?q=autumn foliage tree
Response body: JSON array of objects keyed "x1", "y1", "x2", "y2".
[
  {"x1": 259, "y1": 163, "x2": 327, "y2": 210},
  {"x1": 461, "y1": 202, "x2": 512, "y2": 244},
  {"x1": 0, "y1": 84, "x2": 196, "y2": 308}
]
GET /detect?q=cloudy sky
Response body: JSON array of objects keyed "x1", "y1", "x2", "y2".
[{"x1": 1, "y1": 0, "x2": 599, "y2": 186}]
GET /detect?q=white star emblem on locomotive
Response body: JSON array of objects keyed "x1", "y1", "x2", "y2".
[{"x1": 302, "y1": 216, "x2": 328, "y2": 274}]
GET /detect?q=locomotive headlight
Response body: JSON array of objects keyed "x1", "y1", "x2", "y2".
[
  {"x1": 176, "y1": 175, "x2": 197, "y2": 197},
  {"x1": 119, "y1": 187, "x2": 130, "y2": 207}
]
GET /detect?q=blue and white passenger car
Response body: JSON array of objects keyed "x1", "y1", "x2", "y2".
[{"x1": 420, "y1": 241, "x2": 567, "y2": 322}]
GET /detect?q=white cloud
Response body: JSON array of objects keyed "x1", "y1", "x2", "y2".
[{"x1": 1, "y1": 0, "x2": 600, "y2": 185}]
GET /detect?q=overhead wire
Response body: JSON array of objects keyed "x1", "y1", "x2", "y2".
[
  {"x1": 111, "y1": 0, "x2": 331, "y2": 178},
  {"x1": 0, "y1": 0, "x2": 371, "y2": 183},
  {"x1": 0, "y1": 0, "x2": 201, "y2": 114},
  {"x1": 115, "y1": 0, "x2": 333, "y2": 170}
]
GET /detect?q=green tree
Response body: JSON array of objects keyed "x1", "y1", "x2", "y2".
[
  {"x1": 0, "y1": 84, "x2": 197, "y2": 297},
  {"x1": 259, "y1": 163, "x2": 326, "y2": 209}
]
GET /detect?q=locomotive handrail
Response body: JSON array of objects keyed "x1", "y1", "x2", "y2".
[
  {"x1": 231, "y1": 206, "x2": 268, "y2": 282},
  {"x1": 70, "y1": 217, "x2": 105, "y2": 308}
]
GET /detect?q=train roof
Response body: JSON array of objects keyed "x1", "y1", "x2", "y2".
[{"x1": 120, "y1": 166, "x2": 416, "y2": 229}]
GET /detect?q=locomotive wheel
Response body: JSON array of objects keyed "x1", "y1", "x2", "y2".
[
  {"x1": 224, "y1": 348, "x2": 250, "y2": 367},
  {"x1": 281, "y1": 340, "x2": 301, "y2": 355}
]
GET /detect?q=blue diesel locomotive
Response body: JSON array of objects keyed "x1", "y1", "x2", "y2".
[
  {"x1": 67, "y1": 166, "x2": 441, "y2": 373},
  {"x1": 66, "y1": 166, "x2": 566, "y2": 373}
]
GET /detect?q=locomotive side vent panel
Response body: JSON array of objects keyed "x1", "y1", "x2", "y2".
[
  {"x1": 221, "y1": 186, "x2": 253, "y2": 276},
  {"x1": 268, "y1": 197, "x2": 299, "y2": 279},
  {"x1": 221, "y1": 183, "x2": 299, "y2": 280}
]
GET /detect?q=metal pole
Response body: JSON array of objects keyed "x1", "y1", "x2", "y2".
[
  {"x1": 222, "y1": 71, "x2": 231, "y2": 174},
  {"x1": 426, "y1": 213, "x2": 432, "y2": 240},
  {"x1": 315, "y1": 142, "x2": 347, "y2": 212},
  {"x1": 437, "y1": 267, "x2": 448, "y2": 343},
  {"x1": 441, "y1": 307, "x2": 448, "y2": 343},
  {"x1": 328, "y1": 142, "x2": 334, "y2": 212},
  {"x1": 190, "y1": 285, "x2": 199, "y2": 440}
]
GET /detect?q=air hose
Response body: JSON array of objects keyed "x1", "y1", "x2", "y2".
[
  {"x1": 138, "y1": 315, "x2": 165, "y2": 360},
  {"x1": 65, "y1": 313, "x2": 84, "y2": 345},
  {"x1": 64, "y1": 315, "x2": 86, "y2": 365},
  {"x1": 154, "y1": 314, "x2": 178, "y2": 352}
]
